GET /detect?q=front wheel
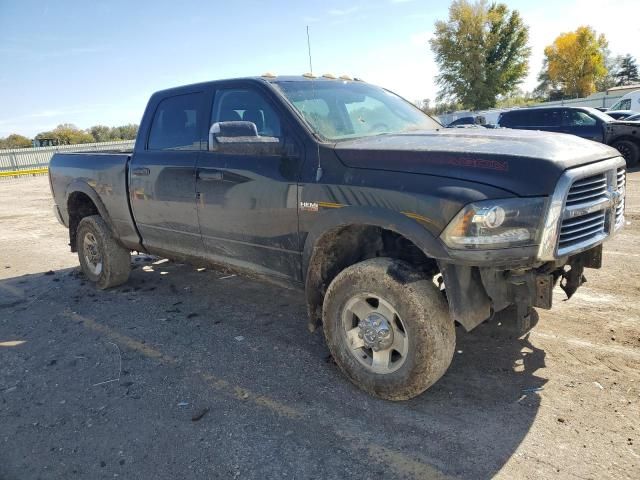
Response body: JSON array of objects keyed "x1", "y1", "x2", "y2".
[
  {"x1": 76, "y1": 215, "x2": 131, "y2": 289},
  {"x1": 322, "y1": 258, "x2": 455, "y2": 400},
  {"x1": 612, "y1": 139, "x2": 639, "y2": 167}
]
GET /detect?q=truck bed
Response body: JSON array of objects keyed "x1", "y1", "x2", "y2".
[{"x1": 49, "y1": 151, "x2": 141, "y2": 250}]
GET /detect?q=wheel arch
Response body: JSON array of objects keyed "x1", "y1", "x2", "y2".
[
  {"x1": 302, "y1": 206, "x2": 448, "y2": 331},
  {"x1": 610, "y1": 135, "x2": 640, "y2": 165},
  {"x1": 65, "y1": 181, "x2": 116, "y2": 252}
]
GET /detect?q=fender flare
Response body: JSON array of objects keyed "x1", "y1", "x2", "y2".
[
  {"x1": 301, "y1": 205, "x2": 448, "y2": 278},
  {"x1": 65, "y1": 180, "x2": 117, "y2": 237}
]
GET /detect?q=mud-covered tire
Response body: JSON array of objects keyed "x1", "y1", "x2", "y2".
[
  {"x1": 76, "y1": 215, "x2": 130, "y2": 289},
  {"x1": 612, "y1": 139, "x2": 639, "y2": 167},
  {"x1": 322, "y1": 258, "x2": 455, "y2": 400}
]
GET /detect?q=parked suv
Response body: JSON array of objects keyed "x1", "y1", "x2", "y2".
[{"x1": 498, "y1": 106, "x2": 639, "y2": 166}]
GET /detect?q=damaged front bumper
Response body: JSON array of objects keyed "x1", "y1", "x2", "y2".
[
  {"x1": 441, "y1": 244, "x2": 604, "y2": 334},
  {"x1": 439, "y1": 157, "x2": 625, "y2": 334}
]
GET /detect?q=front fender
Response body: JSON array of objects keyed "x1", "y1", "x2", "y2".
[{"x1": 301, "y1": 205, "x2": 449, "y2": 279}]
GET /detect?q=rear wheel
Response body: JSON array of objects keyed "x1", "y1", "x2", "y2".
[
  {"x1": 612, "y1": 139, "x2": 639, "y2": 167},
  {"x1": 322, "y1": 258, "x2": 455, "y2": 400},
  {"x1": 76, "y1": 215, "x2": 130, "y2": 289}
]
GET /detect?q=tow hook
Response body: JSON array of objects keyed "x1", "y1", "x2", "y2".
[
  {"x1": 560, "y1": 246, "x2": 602, "y2": 299},
  {"x1": 560, "y1": 263, "x2": 586, "y2": 299}
]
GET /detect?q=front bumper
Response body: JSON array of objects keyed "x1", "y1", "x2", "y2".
[
  {"x1": 441, "y1": 157, "x2": 626, "y2": 333},
  {"x1": 52, "y1": 204, "x2": 65, "y2": 227}
]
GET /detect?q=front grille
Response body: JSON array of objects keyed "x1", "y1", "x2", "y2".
[
  {"x1": 557, "y1": 172, "x2": 610, "y2": 256},
  {"x1": 538, "y1": 157, "x2": 625, "y2": 261},
  {"x1": 565, "y1": 173, "x2": 608, "y2": 206},
  {"x1": 559, "y1": 210, "x2": 606, "y2": 249},
  {"x1": 615, "y1": 168, "x2": 626, "y2": 229}
]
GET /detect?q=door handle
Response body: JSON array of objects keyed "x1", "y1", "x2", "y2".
[
  {"x1": 132, "y1": 167, "x2": 150, "y2": 176},
  {"x1": 198, "y1": 170, "x2": 223, "y2": 181}
]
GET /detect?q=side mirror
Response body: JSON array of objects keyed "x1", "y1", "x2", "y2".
[{"x1": 209, "y1": 121, "x2": 280, "y2": 155}]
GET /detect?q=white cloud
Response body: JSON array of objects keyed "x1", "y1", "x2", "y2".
[
  {"x1": 328, "y1": 6, "x2": 359, "y2": 16},
  {"x1": 410, "y1": 31, "x2": 432, "y2": 47}
]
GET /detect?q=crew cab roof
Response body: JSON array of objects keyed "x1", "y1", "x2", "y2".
[{"x1": 149, "y1": 75, "x2": 359, "y2": 97}]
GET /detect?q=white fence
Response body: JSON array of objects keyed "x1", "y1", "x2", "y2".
[{"x1": 0, "y1": 140, "x2": 134, "y2": 174}]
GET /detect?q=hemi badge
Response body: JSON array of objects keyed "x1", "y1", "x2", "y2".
[{"x1": 300, "y1": 202, "x2": 319, "y2": 212}]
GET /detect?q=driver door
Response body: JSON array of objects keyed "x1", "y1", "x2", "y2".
[
  {"x1": 195, "y1": 84, "x2": 303, "y2": 281},
  {"x1": 562, "y1": 110, "x2": 604, "y2": 142}
]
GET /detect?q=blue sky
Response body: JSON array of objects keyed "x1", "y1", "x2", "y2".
[{"x1": 0, "y1": 0, "x2": 638, "y2": 137}]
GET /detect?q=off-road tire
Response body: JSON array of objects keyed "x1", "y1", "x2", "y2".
[
  {"x1": 322, "y1": 258, "x2": 455, "y2": 400},
  {"x1": 76, "y1": 215, "x2": 130, "y2": 289},
  {"x1": 612, "y1": 139, "x2": 639, "y2": 168}
]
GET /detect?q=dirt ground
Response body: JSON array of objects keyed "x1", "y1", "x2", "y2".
[{"x1": 0, "y1": 173, "x2": 638, "y2": 480}]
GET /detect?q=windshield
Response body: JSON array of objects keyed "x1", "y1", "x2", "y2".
[
  {"x1": 273, "y1": 80, "x2": 441, "y2": 141},
  {"x1": 582, "y1": 107, "x2": 615, "y2": 123}
]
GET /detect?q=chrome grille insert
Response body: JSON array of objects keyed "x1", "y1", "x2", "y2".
[
  {"x1": 615, "y1": 168, "x2": 625, "y2": 229},
  {"x1": 559, "y1": 211, "x2": 606, "y2": 248},
  {"x1": 557, "y1": 174, "x2": 610, "y2": 256},
  {"x1": 538, "y1": 157, "x2": 626, "y2": 261},
  {"x1": 565, "y1": 173, "x2": 608, "y2": 206}
]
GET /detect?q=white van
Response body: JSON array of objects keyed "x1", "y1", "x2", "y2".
[{"x1": 608, "y1": 89, "x2": 640, "y2": 111}]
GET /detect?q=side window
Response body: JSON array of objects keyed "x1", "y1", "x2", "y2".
[
  {"x1": 148, "y1": 93, "x2": 203, "y2": 151},
  {"x1": 499, "y1": 112, "x2": 520, "y2": 127},
  {"x1": 211, "y1": 89, "x2": 281, "y2": 138},
  {"x1": 509, "y1": 111, "x2": 533, "y2": 127},
  {"x1": 565, "y1": 110, "x2": 597, "y2": 127},
  {"x1": 498, "y1": 112, "x2": 514, "y2": 127},
  {"x1": 540, "y1": 109, "x2": 562, "y2": 127},
  {"x1": 610, "y1": 99, "x2": 631, "y2": 110}
]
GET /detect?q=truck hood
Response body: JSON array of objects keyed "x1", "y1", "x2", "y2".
[
  {"x1": 334, "y1": 128, "x2": 620, "y2": 196},
  {"x1": 609, "y1": 119, "x2": 640, "y2": 127}
]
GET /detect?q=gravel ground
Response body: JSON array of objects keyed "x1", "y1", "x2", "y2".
[{"x1": 0, "y1": 173, "x2": 639, "y2": 480}]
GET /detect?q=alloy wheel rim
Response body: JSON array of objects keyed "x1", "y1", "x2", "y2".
[
  {"x1": 83, "y1": 232, "x2": 103, "y2": 276},
  {"x1": 341, "y1": 293, "x2": 408, "y2": 374}
]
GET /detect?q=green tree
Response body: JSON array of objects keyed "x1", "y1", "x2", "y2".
[
  {"x1": 429, "y1": 0, "x2": 530, "y2": 110},
  {"x1": 542, "y1": 26, "x2": 608, "y2": 98},
  {"x1": 534, "y1": 59, "x2": 565, "y2": 101},
  {"x1": 110, "y1": 124, "x2": 138, "y2": 140},
  {"x1": 495, "y1": 89, "x2": 538, "y2": 108},
  {"x1": 595, "y1": 48, "x2": 618, "y2": 92},
  {"x1": 615, "y1": 54, "x2": 639, "y2": 86},
  {"x1": 0, "y1": 133, "x2": 32, "y2": 149},
  {"x1": 36, "y1": 124, "x2": 95, "y2": 145},
  {"x1": 89, "y1": 125, "x2": 112, "y2": 142}
]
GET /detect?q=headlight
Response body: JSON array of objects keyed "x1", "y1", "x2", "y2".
[{"x1": 441, "y1": 197, "x2": 547, "y2": 249}]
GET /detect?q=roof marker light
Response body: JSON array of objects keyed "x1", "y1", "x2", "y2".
[
  {"x1": 261, "y1": 72, "x2": 277, "y2": 78},
  {"x1": 322, "y1": 73, "x2": 336, "y2": 79},
  {"x1": 302, "y1": 72, "x2": 316, "y2": 79}
]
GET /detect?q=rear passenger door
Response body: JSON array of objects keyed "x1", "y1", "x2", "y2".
[{"x1": 129, "y1": 91, "x2": 204, "y2": 257}]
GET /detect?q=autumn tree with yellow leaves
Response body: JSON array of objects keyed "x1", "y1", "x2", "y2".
[{"x1": 541, "y1": 26, "x2": 608, "y2": 98}]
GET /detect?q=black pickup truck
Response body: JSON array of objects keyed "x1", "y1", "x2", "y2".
[{"x1": 49, "y1": 75, "x2": 626, "y2": 400}]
